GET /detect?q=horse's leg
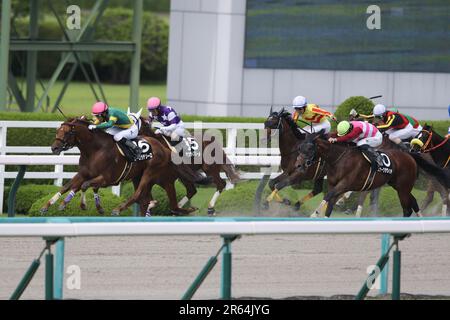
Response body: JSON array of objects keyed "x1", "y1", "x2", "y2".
[
  {"x1": 418, "y1": 180, "x2": 435, "y2": 216},
  {"x1": 93, "y1": 187, "x2": 105, "y2": 215},
  {"x1": 40, "y1": 175, "x2": 77, "y2": 213},
  {"x1": 131, "y1": 176, "x2": 152, "y2": 217},
  {"x1": 177, "y1": 175, "x2": 198, "y2": 211},
  {"x1": 163, "y1": 180, "x2": 194, "y2": 216},
  {"x1": 80, "y1": 190, "x2": 87, "y2": 210},
  {"x1": 205, "y1": 169, "x2": 226, "y2": 216},
  {"x1": 397, "y1": 190, "x2": 414, "y2": 217},
  {"x1": 355, "y1": 192, "x2": 369, "y2": 218},
  {"x1": 111, "y1": 172, "x2": 153, "y2": 215},
  {"x1": 273, "y1": 172, "x2": 301, "y2": 206},
  {"x1": 57, "y1": 174, "x2": 87, "y2": 211},
  {"x1": 266, "y1": 172, "x2": 289, "y2": 204},
  {"x1": 335, "y1": 191, "x2": 353, "y2": 206},
  {"x1": 369, "y1": 188, "x2": 381, "y2": 217},
  {"x1": 294, "y1": 178, "x2": 324, "y2": 211}
]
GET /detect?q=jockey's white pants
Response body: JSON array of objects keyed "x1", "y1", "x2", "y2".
[
  {"x1": 356, "y1": 131, "x2": 383, "y2": 148},
  {"x1": 105, "y1": 117, "x2": 140, "y2": 141},
  {"x1": 302, "y1": 120, "x2": 331, "y2": 134},
  {"x1": 411, "y1": 125, "x2": 423, "y2": 138},
  {"x1": 163, "y1": 121, "x2": 187, "y2": 141},
  {"x1": 385, "y1": 123, "x2": 415, "y2": 141}
]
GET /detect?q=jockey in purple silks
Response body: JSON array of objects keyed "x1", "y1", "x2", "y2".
[{"x1": 146, "y1": 97, "x2": 186, "y2": 142}]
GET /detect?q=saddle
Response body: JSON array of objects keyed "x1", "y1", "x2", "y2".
[
  {"x1": 170, "y1": 136, "x2": 201, "y2": 158},
  {"x1": 116, "y1": 137, "x2": 153, "y2": 162},
  {"x1": 360, "y1": 149, "x2": 393, "y2": 175}
]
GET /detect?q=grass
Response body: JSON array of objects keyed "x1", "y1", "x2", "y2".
[{"x1": 6, "y1": 80, "x2": 167, "y2": 115}]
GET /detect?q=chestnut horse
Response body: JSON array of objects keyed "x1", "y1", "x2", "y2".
[
  {"x1": 139, "y1": 119, "x2": 240, "y2": 215},
  {"x1": 42, "y1": 118, "x2": 195, "y2": 216},
  {"x1": 296, "y1": 130, "x2": 450, "y2": 217}
]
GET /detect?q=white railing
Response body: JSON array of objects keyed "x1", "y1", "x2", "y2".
[{"x1": 0, "y1": 121, "x2": 281, "y2": 212}]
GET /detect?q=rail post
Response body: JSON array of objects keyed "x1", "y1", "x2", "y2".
[
  {"x1": 10, "y1": 259, "x2": 41, "y2": 300},
  {"x1": 220, "y1": 235, "x2": 239, "y2": 300},
  {"x1": 379, "y1": 233, "x2": 390, "y2": 295},
  {"x1": 7, "y1": 165, "x2": 27, "y2": 217},
  {"x1": 54, "y1": 238, "x2": 65, "y2": 299},
  {"x1": 392, "y1": 239, "x2": 401, "y2": 300}
]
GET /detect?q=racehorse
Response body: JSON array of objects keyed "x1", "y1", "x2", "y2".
[
  {"x1": 295, "y1": 130, "x2": 450, "y2": 217},
  {"x1": 262, "y1": 108, "x2": 326, "y2": 211},
  {"x1": 139, "y1": 118, "x2": 240, "y2": 215},
  {"x1": 42, "y1": 117, "x2": 196, "y2": 216},
  {"x1": 411, "y1": 125, "x2": 450, "y2": 216}
]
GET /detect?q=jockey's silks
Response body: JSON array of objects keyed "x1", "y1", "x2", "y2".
[
  {"x1": 336, "y1": 121, "x2": 379, "y2": 143},
  {"x1": 377, "y1": 111, "x2": 409, "y2": 130},
  {"x1": 149, "y1": 105, "x2": 181, "y2": 126},
  {"x1": 299, "y1": 104, "x2": 334, "y2": 124},
  {"x1": 93, "y1": 108, "x2": 133, "y2": 129}
]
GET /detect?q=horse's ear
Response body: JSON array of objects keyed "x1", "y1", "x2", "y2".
[{"x1": 269, "y1": 105, "x2": 273, "y2": 115}]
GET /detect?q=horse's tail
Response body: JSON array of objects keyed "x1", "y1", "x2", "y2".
[
  {"x1": 409, "y1": 152, "x2": 450, "y2": 188},
  {"x1": 222, "y1": 156, "x2": 241, "y2": 184},
  {"x1": 172, "y1": 163, "x2": 212, "y2": 185}
]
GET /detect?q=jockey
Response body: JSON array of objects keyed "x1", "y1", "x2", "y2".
[
  {"x1": 146, "y1": 97, "x2": 186, "y2": 142},
  {"x1": 291, "y1": 95, "x2": 336, "y2": 134},
  {"x1": 373, "y1": 104, "x2": 415, "y2": 144},
  {"x1": 329, "y1": 120, "x2": 383, "y2": 170},
  {"x1": 88, "y1": 101, "x2": 141, "y2": 161}
]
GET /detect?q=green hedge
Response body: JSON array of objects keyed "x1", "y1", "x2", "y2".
[
  {"x1": 30, "y1": 188, "x2": 133, "y2": 217},
  {"x1": 9, "y1": 184, "x2": 61, "y2": 214},
  {"x1": 334, "y1": 96, "x2": 374, "y2": 122}
]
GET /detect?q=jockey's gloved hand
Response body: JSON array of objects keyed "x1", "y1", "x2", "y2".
[
  {"x1": 328, "y1": 138, "x2": 337, "y2": 143},
  {"x1": 349, "y1": 109, "x2": 359, "y2": 117},
  {"x1": 88, "y1": 125, "x2": 97, "y2": 130}
]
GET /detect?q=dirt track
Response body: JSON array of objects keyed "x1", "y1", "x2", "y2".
[{"x1": 1, "y1": 233, "x2": 450, "y2": 299}]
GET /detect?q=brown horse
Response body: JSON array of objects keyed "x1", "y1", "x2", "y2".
[
  {"x1": 411, "y1": 125, "x2": 450, "y2": 216},
  {"x1": 262, "y1": 108, "x2": 326, "y2": 211},
  {"x1": 296, "y1": 130, "x2": 450, "y2": 217},
  {"x1": 139, "y1": 118, "x2": 240, "y2": 215},
  {"x1": 42, "y1": 118, "x2": 195, "y2": 216}
]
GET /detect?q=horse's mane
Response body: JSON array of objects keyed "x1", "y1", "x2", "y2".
[
  {"x1": 423, "y1": 124, "x2": 444, "y2": 140},
  {"x1": 275, "y1": 108, "x2": 304, "y2": 140}
]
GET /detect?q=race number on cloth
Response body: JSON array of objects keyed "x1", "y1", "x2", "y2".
[
  {"x1": 132, "y1": 138, "x2": 153, "y2": 161},
  {"x1": 377, "y1": 152, "x2": 393, "y2": 174}
]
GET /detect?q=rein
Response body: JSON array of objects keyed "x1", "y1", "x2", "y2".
[{"x1": 420, "y1": 129, "x2": 449, "y2": 153}]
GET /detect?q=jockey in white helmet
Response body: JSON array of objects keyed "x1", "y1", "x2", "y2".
[{"x1": 291, "y1": 95, "x2": 336, "y2": 134}]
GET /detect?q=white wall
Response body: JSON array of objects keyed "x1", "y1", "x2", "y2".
[{"x1": 168, "y1": 0, "x2": 450, "y2": 120}]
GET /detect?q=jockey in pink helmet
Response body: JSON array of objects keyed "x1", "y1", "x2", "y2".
[
  {"x1": 88, "y1": 101, "x2": 141, "y2": 161},
  {"x1": 147, "y1": 97, "x2": 186, "y2": 142}
]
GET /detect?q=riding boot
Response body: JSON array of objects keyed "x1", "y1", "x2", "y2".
[
  {"x1": 359, "y1": 145, "x2": 381, "y2": 172},
  {"x1": 119, "y1": 138, "x2": 141, "y2": 161}
]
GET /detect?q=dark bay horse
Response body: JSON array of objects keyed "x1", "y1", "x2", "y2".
[
  {"x1": 411, "y1": 125, "x2": 450, "y2": 216},
  {"x1": 296, "y1": 131, "x2": 450, "y2": 217},
  {"x1": 263, "y1": 108, "x2": 326, "y2": 211},
  {"x1": 42, "y1": 118, "x2": 196, "y2": 216},
  {"x1": 140, "y1": 118, "x2": 240, "y2": 215}
]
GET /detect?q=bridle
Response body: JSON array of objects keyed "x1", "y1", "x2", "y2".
[
  {"x1": 417, "y1": 129, "x2": 449, "y2": 153},
  {"x1": 55, "y1": 123, "x2": 77, "y2": 151}
]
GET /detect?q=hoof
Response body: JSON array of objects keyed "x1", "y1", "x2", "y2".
[
  {"x1": 310, "y1": 212, "x2": 319, "y2": 218},
  {"x1": 207, "y1": 207, "x2": 216, "y2": 216},
  {"x1": 293, "y1": 201, "x2": 301, "y2": 211},
  {"x1": 145, "y1": 210, "x2": 152, "y2": 218},
  {"x1": 187, "y1": 207, "x2": 198, "y2": 213},
  {"x1": 111, "y1": 209, "x2": 120, "y2": 216},
  {"x1": 40, "y1": 207, "x2": 48, "y2": 215},
  {"x1": 171, "y1": 209, "x2": 190, "y2": 216},
  {"x1": 80, "y1": 203, "x2": 87, "y2": 210},
  {"x1": 97, "y1": 207, "x2": 105, "y2": 215},
  {"x1": 58, "y1": 204, "x2": 66, "y2": 211},
  {"x1": 282, "y1": 198, "x2": 291, "y2": 206},
  {"x1": 262, "y1": 201, "x2": 269, "y2": 210}
]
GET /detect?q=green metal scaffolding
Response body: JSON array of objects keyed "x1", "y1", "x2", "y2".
[{"x1": 0, "y1": 0, "x2": 143, "y2": 113}]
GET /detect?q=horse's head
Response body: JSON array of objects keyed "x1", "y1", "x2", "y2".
[
  {"x1": 410, "y1": 124, "x2": 432, "y2": 152},
  {"x1": 295, "y1": 130, "x2": 325, "y2": 172},
  {"x1": 51, "y1": 117, "x2": 90, "y2": 154},
  {"x1": 264, "y1": 107, "x2": 303, "y2": 142}
]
